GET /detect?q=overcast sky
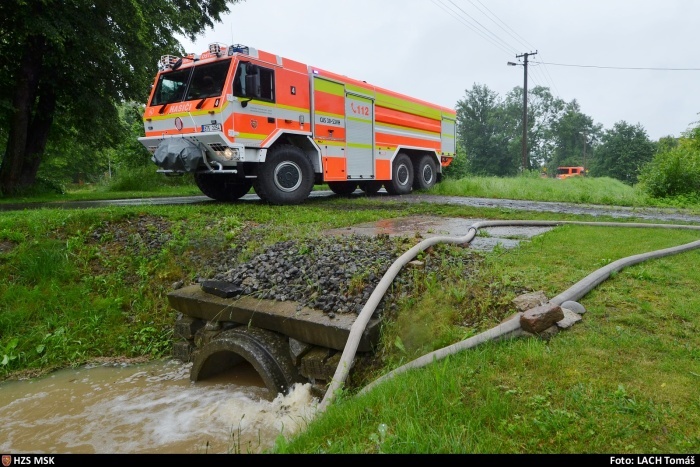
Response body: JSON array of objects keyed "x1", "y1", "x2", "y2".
[{"x1": 178, "y1": 0, "x2": 700, "y2": 141}]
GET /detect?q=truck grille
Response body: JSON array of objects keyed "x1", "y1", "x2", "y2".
[{"x1": 208, "y1": 143, "x2": 228, "y2": 152}]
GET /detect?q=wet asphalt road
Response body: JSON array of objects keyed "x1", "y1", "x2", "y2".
[{"x1": 2, "y1": 190, "x2": 700, "y2": 224}]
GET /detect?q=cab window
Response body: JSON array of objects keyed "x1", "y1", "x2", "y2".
[
  {"x1": 185, "y1": 60, "x2": 231, "y2": 100},
  {"x1": 150, "y1": 68, "x2": 190, "y2": 106},
  {"x1": 233, "y1": 62, "x2": 275, "y2": 102}
]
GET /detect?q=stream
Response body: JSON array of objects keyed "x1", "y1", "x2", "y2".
[{"x1": 0, "y1": 359, "x2": 318, "y2": 454}]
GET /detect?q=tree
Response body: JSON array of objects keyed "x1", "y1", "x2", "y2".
[
  {"x1": 503, "y1": 85, "x2": 568, "y2": 171},
  {"x1": 546, "y1": 101, "x2": 601, "y2": 174},
  {"x1": 638, "y1": 123, "x2": 700, "y2": 198},
  {"x1": 0, "y1": 0, "x2": 243, "y2": 195},
  {"x1": 589, "y1": 121, "x2": 655, "y2": 184},
  {"x1": 456, "y1": 84, "x2": 518, "y2": 176}
]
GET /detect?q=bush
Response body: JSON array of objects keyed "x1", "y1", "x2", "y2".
[
  {"x1": 101, "y1": 166, "x2": 194, "y2": 192},
  {"x1": 638, "y1": 146, "x2": 700, "y2": 198}
]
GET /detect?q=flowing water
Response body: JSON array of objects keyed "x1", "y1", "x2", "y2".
[{"x1": 0, "y1": 359, "x2": 319, "y2": 454}]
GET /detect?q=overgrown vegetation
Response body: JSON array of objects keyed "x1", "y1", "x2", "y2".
[
  {"x1": 638, "y1": 126, "x2": 700, "y2": 200},
  {"x1": 1, "y1": 195, "x2": 699, "y2": 453}
]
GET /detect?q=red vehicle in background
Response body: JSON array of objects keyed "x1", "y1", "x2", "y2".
[{"x1": 556, "y1": 166, "x2": 585, "y2": 179}]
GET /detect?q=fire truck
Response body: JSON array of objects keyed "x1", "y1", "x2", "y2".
[{"x1": 138, "y1": 43, "x2": 457, "y2": 205}]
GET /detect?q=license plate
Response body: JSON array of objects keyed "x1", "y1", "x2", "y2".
[{"x1": 201, "y1": 123, "x2": 222, "y2": 132}]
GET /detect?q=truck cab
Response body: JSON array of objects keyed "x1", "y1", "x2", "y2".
[{"x1": 556, "y1": 166, "x2": 585, "y2": 179}]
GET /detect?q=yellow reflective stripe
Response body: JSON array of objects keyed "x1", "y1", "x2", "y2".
[
  {"x1": 376, "y1": 92, "x2": 442, "y2": 120},
  {"x1": 348, "y1": 142, "x2": 372, "y2": 150},
  {"x1": 347, "y1": 116, "x2": 371, "y2": 124},
  {"x1": 314, "y1": 139, "x2": 345, "y2": 147},
  {"x1": 344, "y1": 83, "x2": 374, "y2": 97},
  {"x1": 236, "y1": 132, "x2": 266, "y2": 140},
  {"x1": 314, "y1": 78, "x2": 345, "y2": 96}
]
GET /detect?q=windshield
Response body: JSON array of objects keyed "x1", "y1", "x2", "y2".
[
  {"x1": 149, "y1": 59, "x2": 231, "y2": 106},
  {"x1": 150, "y1": 68, "x2": 190, "y2": 106}
]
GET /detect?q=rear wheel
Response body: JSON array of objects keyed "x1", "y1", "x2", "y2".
[
  {"x1": 194, "y1": 172, "x2": 253, "y2": 201},
  {"x1": 413, "y1": 155, "x2": 438, "y2": 190},
  {"x1": 328, "y1": 181, "x2": 358, "y2": 196},
  {"x1": 358, "y1": 180, "x2": 383, "y2": 196},
  {"x1": 253, "y1": 145, "x2": 315, "y2": 205},
  {"x1": 384, "y1": 153, "x2": 414, "y2": 195}
]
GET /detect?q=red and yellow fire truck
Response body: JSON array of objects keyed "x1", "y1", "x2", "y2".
[{"x1": 139, "y1": 43, "x2": 457, "y2": 205}]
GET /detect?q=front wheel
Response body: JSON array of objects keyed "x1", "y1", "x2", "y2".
[
  {"x1": 194, "y1": 173, "x2": 253, "y2": 201},
  {"x1": 413, "y1": 155, "x2": 438, "y2": 190},
  {"x1": 253, "y1": 145, "x2": 315, "y2": 205},
  {"x1": 384, "y1": 153, "x2": 414, "y2": 195}
]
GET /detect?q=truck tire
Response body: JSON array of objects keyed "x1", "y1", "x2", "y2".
[
  {"x1": 254, "y1": 145, "x2": 314, "y2": 205},
  {"x1": 384, "y1": 153, "x2": 414, "y2": 195},
  {"x1": 413, "y1": 154, "x2": 438, "y2": 190},
  {"x1": 194, "y1": 172, "x2": 253, "y2": 201},
  {"x1": 328, "y1": 181, "x2": 358, "y2": 196},
  {"x1": 358, "y1": 180, "x2": 383, "y2": 196}
]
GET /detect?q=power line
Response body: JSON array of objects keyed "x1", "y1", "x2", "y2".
[
  {"x1": 432, "y1": 0, "x2": 551, "y2": 91},
  {"x1": 468, "y1": 0, "x2": 557, "y2": 92},
  {"x1": 431, "y1": 0, "x2": 516, "y2": 57},
  {"x1": 446, "y1": 0, "x2": 519, "y2": 56},
  {"x1": 537, "y1": 61, "x2": 700, "y2": 71}
]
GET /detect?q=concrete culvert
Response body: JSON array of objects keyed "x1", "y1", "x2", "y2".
[{"x1": 190, "y1": 326, "x2": 304, "y2": 399}]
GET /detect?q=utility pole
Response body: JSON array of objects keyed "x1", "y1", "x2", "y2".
[
  {"x1": 508, "y1": 51, "x2": 537, "y2": 172},
  {"x1": 582, "y1": 128, "x2": 587, "y2": 175}
]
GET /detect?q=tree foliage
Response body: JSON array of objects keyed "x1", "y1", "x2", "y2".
[
  {"x1": 545, "y1": 101, "x2": 601, "y2": 174},
  {"x1": 456, "y1": 84, "x2": 518, "y2": 176},
  {"x1": 456, "y1": 83, "x2": 601, "y2": 177},
  {"x1": 589, "y1": 121, "x2": 656, "y2": 184},
  {"x1": 638, "y1": 124, "x2": 700, "y2": 198},
  {"x1": 0, "y1": 0, "x2": 243, "y2": 195}
]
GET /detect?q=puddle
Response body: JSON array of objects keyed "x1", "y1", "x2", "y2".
[
  {"x1": 0, "y1": 359, "x2": 318, "y2": 454},
  {"x1": 324, "y1": 215, "x2": 553, "y2": 251}
]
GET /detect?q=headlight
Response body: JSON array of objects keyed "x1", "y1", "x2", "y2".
[{"x1": 221, "y1": 148, "x2": 241, "y2": 161}]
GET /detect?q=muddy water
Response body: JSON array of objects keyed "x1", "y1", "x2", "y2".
[{"x1": 0, "y1": 359, "x2": 318, "y2": 454}]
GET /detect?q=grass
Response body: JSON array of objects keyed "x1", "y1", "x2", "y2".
[
  {"x1": 4, "y1": 173, "x2": 700, "y2": 215},
  {"x1": 272, "y1": 222, "x2": 700, "y2": 454},
  {"x1": 1, "y1": 179, "x2": 699, "y2": 453}
]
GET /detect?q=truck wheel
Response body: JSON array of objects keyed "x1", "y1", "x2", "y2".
[
  {"x1": 413, "y1": 155, "x2": 438, "y2": 190},
  {"x1": 194, "y1": 173, "x2": 253, "y2": 201},
  {"x1": 358, "y1": 180, "x2": 383, "y2": 196},
  {"x1": 384, "y1": 153, "x2": 414, "y2": 195},
  {"x1": 254, "y1": 145, "x2": 314, "y2": 205},
  {"x1": 328, "y1": 181, "x2": 358, "y2": 196}
]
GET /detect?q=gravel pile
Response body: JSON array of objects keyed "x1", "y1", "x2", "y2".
[{"x1": 208, "y1": 234, "x2": 410, "y2": 315}]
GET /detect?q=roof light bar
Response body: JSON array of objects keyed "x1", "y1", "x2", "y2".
[
  {"x1": 209, "y1": 43, "x2": 227, "y2": 57},
  {"x1": 228, "y1": 44, "x2": 249, "y2": 55},
  {"x1": 158, "y1": 55, "x2": 179, "y2": 71}
]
